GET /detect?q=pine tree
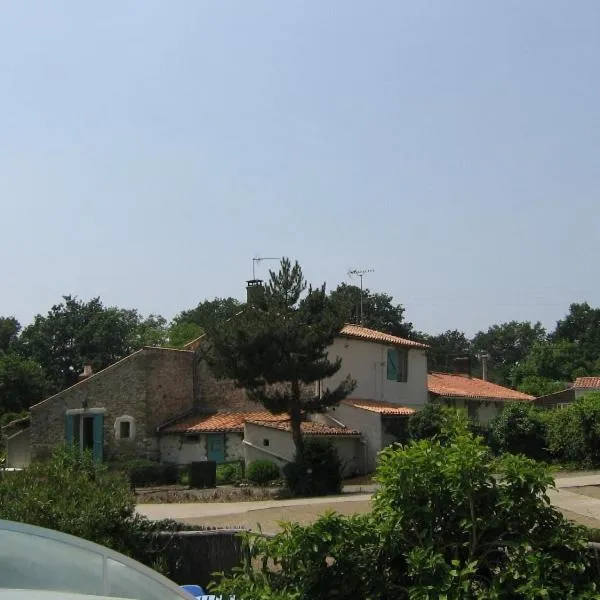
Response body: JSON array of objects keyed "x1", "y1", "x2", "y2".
[{"x1": 204, "y1": 258, "x2": 355, "y2": 453}]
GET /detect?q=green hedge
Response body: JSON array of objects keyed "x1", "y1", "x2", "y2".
[{"x1": 112, "y1": 458, "x2": 179, "y2": 487}]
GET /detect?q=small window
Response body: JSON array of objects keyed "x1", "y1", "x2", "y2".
[
  {"x1": 114, "y1": 416, "x2": 135, "y2": 441},
  {"x1": 184, "y1": 435, "x2": 199, "y2": 443},
  {"x1": 119, "y1": 421, "x2": 131, "y2": 439},
  {"x1": 387, "y1": 348, "x2": 409, "y2": 383},
  {"x1": 263, "y1": 439, "x2": 270, "y2": 447}
]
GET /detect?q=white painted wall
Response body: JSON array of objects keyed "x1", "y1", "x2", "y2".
[
  {"x1": 318, "y1": 403, "x2": 381, "y2": 473},
  {"x1": 6, "y1": 429, "x2": 31, "y2": 468},
  {"x1": 243, "y1": 422, "x2": 362, "y2": 477},
  {"x1": 160, "y1": 433, "x2": 245, "y2": 465},
  {"x1": 477, "y1": 402, "x2": 502, "y2": 424},
  {"x1": 322, "y1": 338, "x2": 428, "y2": 408}
]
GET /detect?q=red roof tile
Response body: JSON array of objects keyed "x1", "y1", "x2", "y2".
[
  {"x1": 428, "y1": 373, "x2": 534, "y2": 402},
  {"x1": 574, "y1": 377, "x2": 600, "y2": 389},
  {"x1": 247, "y1": 419, "x2": 360, "y2": 437},
  {"x1": 339, "y1": 324, "x2": 429, "y2": 349},
  {"x1": 342, "y1": 398, "x2": 415, "y2": 415},
  {"x1": 161, "y1": 412, "x2": 288, "y2": 434}
]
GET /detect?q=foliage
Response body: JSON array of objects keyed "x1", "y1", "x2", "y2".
[
  {"x1": 112, "y1": 458, "x2": 179, "y2": 487},
  {"x1": 329, "y1": 282, "x2": 413, "y2": 338},
  {"x1": 471, "y1": 320, "x2": 547, "y2": 385},
  {"x1": 167, "y1": 321, "x2": 204, "y2": 349},
  {"x1": 19, "y1": 296, "x2": 167, "y2": 393},
  {"x1": 0, "y1": 351, "x2": 48, "y2": 413},
  {"x1": 283, "y1": 438, "x2": 342, "y2": 496},
  {"x1": 216, "y1": 462, "x2": 243, "y2": 485},
  {"x1": 407, "y1": 401, "x2": 447, "y2": 440},
  {"x1": 517, "y1": 375, "x2": 569, "y2": 398},
  {"x1": 0, "y1": 317, "x2": 20, "y2": 352},
  {"x1": 545, "y1": 392, "x2": 600, "y2": 467},
  {"x1": 419, "y1": 329, "x2": 472, "y2": 372},
  {"x1": 516, "y1": 339, "x2": 587, "y2": 384},
  {"x1": 213, "y1": 418, "x2": 597, "y2": 599},
  {"x1": 0, "y1": 445, "x2": 194, "y2": 575},
  {"x1": 205, "y1": 258, "x2": 355, "y2": 453},
  {"x1": 172, "y1": 297, "x2": 241, "y2": 336},
  {"x1": 247, "y1": 460, "x2": 280, "y2": 485},
  {"x1": 489, "y1": 402, "x2": 548, "y2": 460}
]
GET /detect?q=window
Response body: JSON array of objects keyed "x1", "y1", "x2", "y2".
[
  {"x1": 114, "y1": 415, "x2": 135, "y2": 441},
  {"x1": 467, "y1": 401, "x2": 478, "y2": 420},
  {"x1": 387, "y1": 348, "x2": 409, "y2": 382},
  {"x1": 119, "y1": 421, "x2": 131, "y2": 439},
  {"x1": 263, "y1": 439, "x2": 270, "y2": 447}
]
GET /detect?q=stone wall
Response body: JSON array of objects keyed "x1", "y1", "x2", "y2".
[{"x1": 29, "y1": 348, "x2": 195, "y2": 461}]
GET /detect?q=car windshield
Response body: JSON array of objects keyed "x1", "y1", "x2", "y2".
[{"x1": 0, "y1": 520, "x2": 190, "y2": 600}]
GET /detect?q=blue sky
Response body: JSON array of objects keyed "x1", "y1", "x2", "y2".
[{"x1": 1, "y1": 1, "x2": 599, "y2": 336}]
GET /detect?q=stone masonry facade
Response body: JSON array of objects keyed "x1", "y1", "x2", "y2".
[{"x1": 29, "y1": 347, "x2": 195, "y2": 461}]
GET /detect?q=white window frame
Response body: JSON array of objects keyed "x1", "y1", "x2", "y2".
[{"x1": 114, "y1": 415, "x2": 136, "y2": 441}]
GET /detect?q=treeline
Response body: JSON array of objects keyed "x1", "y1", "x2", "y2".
[{"x1": 1, "y1": 282, "x2": 599, "y2": 421}]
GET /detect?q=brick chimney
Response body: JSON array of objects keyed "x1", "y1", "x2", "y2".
[
  {"x1": 452, "y1": 356, "x2": 472, "y2": 378},
  {"x1": 78, "y1": 365, "x2": 93, "y2": 381},
  {"x1": 246, "y1": 279, "x2": 265, "y2": 307}
]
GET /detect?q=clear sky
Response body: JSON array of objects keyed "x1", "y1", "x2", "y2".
[{"x1": 2, "y1": 1, "x2": 599, "y2": 337}]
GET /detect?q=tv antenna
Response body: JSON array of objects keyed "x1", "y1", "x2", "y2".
[
  {"x1": 252, "y1": 256, "x2": 281, "y2": 280},
  {"x1": 348, "y1": 268, "x2": 374, "y2": 324}
]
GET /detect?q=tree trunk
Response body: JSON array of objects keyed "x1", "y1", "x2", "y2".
[{"x1": 290, "y1": 379, "x2": 304, "y2": 455}]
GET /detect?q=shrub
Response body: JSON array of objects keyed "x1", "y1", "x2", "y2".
[
  {"x1": 216, "y1": 462, "x2": 243, "y2": 485},
  {"x1": 113, "y1": 458, "x2": 178, "y2": 487},
  {"x1": 247, "y1": 460, "x2": 280, "y2": 485},
  {"x1": 546, "y1": 392, "x2": 600, "y2": 466},
  {"x1": 0, "y1": 444, "x2": 191, "y2": 576},
  {"x1": 213, "y1": 420, "x2": 597, "y2": 599},
  {"x1": 283, "y1": 439, "x2": 342, "y2": 497},
  {"x1": 408, "y1": 401, "x2": 446, "y2": 440},
  {"x1": 489, "y1": 402, "x2": 548, "y2": 460}
]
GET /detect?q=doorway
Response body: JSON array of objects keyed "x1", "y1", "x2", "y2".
[
  {"x1": 65, "y1": 411, "x2": 104, "y2": 462},
  {"x1": 206, "y1": 434, "x2": 225, "y2": 463}
]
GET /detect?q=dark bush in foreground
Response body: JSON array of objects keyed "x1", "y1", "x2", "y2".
[
  {"x1": 283, "y1": 439, "x2": 342, "y2": 497},
  {"x1": 213, "y1": 413, "x2": 597, "y2": 599},
  {"x1": 112, "y1": 458, "x2": 178, "y2": 487},
  {"x1": 247, "y1": 459, "x2": 280, "y2": 485}
]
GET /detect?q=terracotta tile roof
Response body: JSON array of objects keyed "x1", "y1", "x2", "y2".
[
  {"x1": 161, "y1": 412, "x2": 288, "y2": 434},
  {"x1": 574, "y1": 377, "x2": 600, "y2": 389},
  {"x1": 428, "y1": 373, "x2": 534, "y2": 402},
  {"x1": 339, "y1": 324, "x2": 428, "y2": 349},
  {"x1": 247, "y1": 419, "x2": 360, "y2": 437},
  {"x1": 342, "y1": 398, "x2": 415, "y2": 415}
]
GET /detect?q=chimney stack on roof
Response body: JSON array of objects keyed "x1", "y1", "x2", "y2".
[
  {"x1": 452, "y1": 356, "x2": 472, "y2": 378},
  {"x1": 246, "y1": 279, "x2": 265, "y2": 307}
]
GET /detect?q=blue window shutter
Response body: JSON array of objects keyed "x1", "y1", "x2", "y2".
[
  {"x1": 387, "y1": 349, "x2": 398, "y2": 381},
  {"x1": 92, "y1": 414, "x2": 104, "y2": 462},
  {"x1": 65, "y1": 414, "x2": 74, "y2": 444}
]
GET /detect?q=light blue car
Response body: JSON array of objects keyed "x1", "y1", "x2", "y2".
[{"x1": 0, "y1": 520, "x2": 234, "y2": 600}]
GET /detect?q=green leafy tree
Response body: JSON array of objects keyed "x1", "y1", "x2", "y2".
[
  {"x1": 173, "y1": 297, "x2": 242, "y2": 331},
  {"x1": 408, "y1": 402, "x2": 448, "y2": 440},
  {"x1": 167, "y1": 321, "x2": 204, "y2": 348},
  {"x1": 329, "y1": 283, "x2": 413, "y2": 338},
  {"x1": 545, "y1": 392, "x2": 600, "y2": 467},
  {"x1": 472, "y1": 321, "x2": 547, "y2": 385},
  {"x1": 0, "y1": 317, "x2": 20, "y2": 352},
  {"x1": 205, "y1": 259, "x2": 355, "y2": 453},
  {"x1": 489, "y1": 402, "x2": 547, "y2": 460},
  {"x1": 213, "y1": 414, "x2": 596, "y2": 599},
  {"x1": 516, "y1": 339, "x2": 587, "y2": 383},
  {"x1": 0, "y1": 352, "x2": 48, "y2": 413},
  {"x1": 19, "y1": 296, "x2": 162, "y2": 392},
  {"x1": 516, "y1": 375, "x2": 568, "y2": 397},
  {"x1": 420, "y1": 329, "x2": 472, "y2": 372}
]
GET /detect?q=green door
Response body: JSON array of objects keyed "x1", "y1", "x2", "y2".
[{"x1": 207, "y1": 434, "x2": 225, "y2": 463}]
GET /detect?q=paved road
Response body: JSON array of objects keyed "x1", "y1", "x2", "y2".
[{"x1": 137, "y1": 472, "x2": 600, "y2": 534}]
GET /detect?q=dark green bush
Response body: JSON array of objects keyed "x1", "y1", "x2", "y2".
[
  {"x1": 408, "y1": 401, "x2": 446, "y2": 440},
  {"x1": 247, "y1": 459, "x2": 280, "y2": 485},
  {"x1": 489, "y1": 402, "x2": 548, "y2": 460},
  {"x1": 283, "y1": 439, "x2": 341, "y2": 497},
  {"x1": 113, "y1": 458, "x2": 178, "y2": 487},
  {"x1": 545, "y1": 392, "x2": 600, "y2": 466},
  {"x1": 213, "y1": 415, "x2": 598, "y2": 599},
  {"x1": 0, "y1": 445, "x2": 193, "y2": 576},
  {"x1": 216, "y1": 462, "x2": 243, "y2": 485}
]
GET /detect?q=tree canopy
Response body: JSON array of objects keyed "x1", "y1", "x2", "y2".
[{"x1": 205, "y1": 259, "x2": 355, "y2": 452}]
